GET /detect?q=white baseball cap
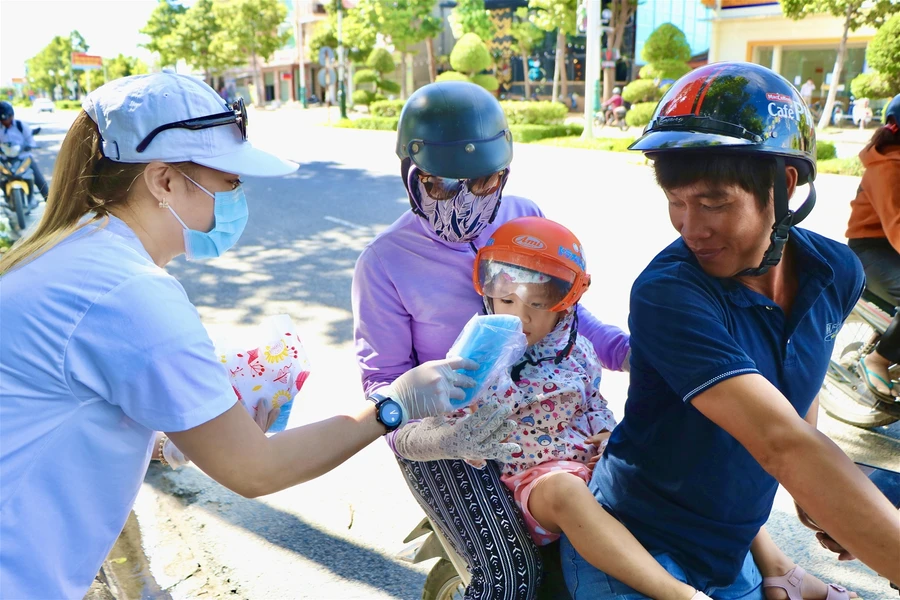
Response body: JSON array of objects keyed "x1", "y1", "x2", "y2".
[{"x1": 82, "y1": 72, "x2": 297, "y2": 177}]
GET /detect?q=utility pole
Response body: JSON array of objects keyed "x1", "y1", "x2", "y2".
[
  {"x1": 582, "y1": 0, "x2": 601, "y2": 139},
  {"x1": 336, "y1": 0, "x2": 347, "y2": 119},
  {"x1": 294, "y1": 0, "x2": 308, "y2": 107}
]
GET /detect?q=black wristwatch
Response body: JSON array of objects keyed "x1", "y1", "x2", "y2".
[{"x1": 370, "y1": 393, "x2": 403, "y2": 433}]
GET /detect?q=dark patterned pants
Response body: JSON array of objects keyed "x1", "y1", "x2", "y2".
[{"x1": 396, "y1": 456, "x2": 572, "y2": 600}]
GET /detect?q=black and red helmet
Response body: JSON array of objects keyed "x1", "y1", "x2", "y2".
[
  {"x1": 630, "y1": 62, "x2": 818, "y2": 276},
  {"x1": 630, "y1": 61, "x2": 816, "y2": 184}
]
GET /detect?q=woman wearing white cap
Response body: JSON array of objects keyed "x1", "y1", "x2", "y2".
[{"x1": 0, "y1": 73, "x2": 476, "y2": 599}]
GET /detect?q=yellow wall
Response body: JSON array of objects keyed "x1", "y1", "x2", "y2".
[{"x1": 709, "y1": 13, "x2": 877, "y2": 63}]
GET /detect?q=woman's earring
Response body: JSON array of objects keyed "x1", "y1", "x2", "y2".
[{"x1": 159, "y1": 197, "x2": 169, "y2": 209}]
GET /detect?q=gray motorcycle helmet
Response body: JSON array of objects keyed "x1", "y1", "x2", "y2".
[{"x1": 396, "y1": 81, "x2": 513, "y2": 180}]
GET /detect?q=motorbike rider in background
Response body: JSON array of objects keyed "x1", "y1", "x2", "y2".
[
  {"x1": 0, "y1": 101, "x2": 50, "y2": 205},
  {"x1": 845, "y1": 93, "x2": 900, "y2": 400}
]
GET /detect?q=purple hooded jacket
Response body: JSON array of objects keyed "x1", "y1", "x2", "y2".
[{"x1": 351, "y1": 195, "x2": 630, "y2": 400}]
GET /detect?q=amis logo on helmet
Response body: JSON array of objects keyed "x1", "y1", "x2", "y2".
[{"x1": 513, "y1": 235, "x2": 546, "y2": 250}]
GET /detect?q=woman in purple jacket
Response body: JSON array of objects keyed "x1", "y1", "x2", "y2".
[{"x1": 351, "y1": 81, "x2": 630, "y2": 599}]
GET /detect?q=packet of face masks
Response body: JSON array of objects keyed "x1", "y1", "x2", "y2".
[
  {"x1": 447, "y1": 314, "x2": 527, "y2": 409},
  {"x1": 215, "y1": 314, "x2": 311, "y2": 432}
]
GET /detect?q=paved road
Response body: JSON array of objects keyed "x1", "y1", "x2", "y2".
[{"x1": 16, "y1": 106, "x2": 899, "y2": 599}]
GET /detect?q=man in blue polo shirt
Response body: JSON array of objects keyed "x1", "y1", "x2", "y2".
[{"x1": 561, "y1": 63, "x2": 900, "y2": 599}]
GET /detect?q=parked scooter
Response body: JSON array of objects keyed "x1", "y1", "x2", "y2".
[
  {"x1": 398, "y1": 517, "x2": 468, "y2": 600},
  {"x1": 820, "y1": 289, "x2": 900, "y2": 428},
  {"x1": 0, "y1": 138, "x2": 38, "y2": 234}
]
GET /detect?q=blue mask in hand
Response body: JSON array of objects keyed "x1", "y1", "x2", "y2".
[{"x1": 167, "y1": 173, "x2": 249, "y2": 260}]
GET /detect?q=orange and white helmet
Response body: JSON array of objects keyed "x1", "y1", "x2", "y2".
[{"x1": 474, "y1": 216, "x2": 590, "y2": 313}]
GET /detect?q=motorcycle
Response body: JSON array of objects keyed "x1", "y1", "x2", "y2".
[
  {"x1": 820, "y1": 289, "x2": 900, "y2": 428},
  {"x1": 398, "y1": 516, "x2": 469, "y2": 600},
  {"x1": 595, "y1": 105, "x2": 628, "y2": 131},
  {"x1": 0, "y1": 142, "x2": 37, "y2": 234}
]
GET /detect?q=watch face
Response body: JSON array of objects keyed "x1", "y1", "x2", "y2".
[{"x1": 379, "y1": 400, "x2": 402, "y2": 427}]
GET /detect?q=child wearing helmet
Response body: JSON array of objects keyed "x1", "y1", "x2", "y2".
[{"x1": 395, "y1": 216, "x2": 709, "y2": 600}]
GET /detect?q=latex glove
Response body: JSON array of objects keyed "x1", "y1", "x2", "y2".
[
  {"x1": 162, "y1": 437, "x2": 191, "y2": 469},
  {"x1": 393, "y1": 403, "x2": 521, "y2": 462},
  {"x1": 253, "y1": 397, "x2": 281, "y2": 433},
  {"x1": 383, "y1": 357, "x2": 479, "y2": 424}
]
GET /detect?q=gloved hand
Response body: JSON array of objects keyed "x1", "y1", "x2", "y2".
[
  {"x1": 162, "y1": 437, "x2": 191, "y2": 468},
  {"x1": 393, "y1": 402, "x2": 521, "y2": 462},
  {"x1": 384, "y1": 357, "x2": 479, "y2": 423}
]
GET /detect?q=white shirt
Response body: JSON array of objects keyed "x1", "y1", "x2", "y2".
[
  {"x1": 800, "y1": 81, "x2": 815, "y2": 99},
  {"x1": 0, "y1": 119, "x2": 35, "y2": 149},
  {"x1": 0, "y1": 216, "x2": 236, "y2": 599}
]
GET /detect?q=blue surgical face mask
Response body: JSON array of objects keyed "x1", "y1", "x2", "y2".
[{"x1": 166, "y1": 173, "x2": 249, "y2": 260}]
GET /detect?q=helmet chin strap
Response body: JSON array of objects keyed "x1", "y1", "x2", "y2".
[{"x1": 737, "y1": 156, "x2": 816, "y2": 277}]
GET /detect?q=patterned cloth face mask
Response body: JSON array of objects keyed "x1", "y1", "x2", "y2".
[{"x1": 409, "y1": 166, "x2": 508, "y2": 243}]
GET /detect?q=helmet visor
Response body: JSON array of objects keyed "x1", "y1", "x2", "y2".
[{"x1": 477, "y1": 257, "x2": 576, "y2": 311}]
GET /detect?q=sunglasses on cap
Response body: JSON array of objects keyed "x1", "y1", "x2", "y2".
[
  {"x1": 136, "y1": 98, "x2": 248, "y2": 153},
  {"x1": 416, "y1": 168, "x2": 507, "y2": 201}
]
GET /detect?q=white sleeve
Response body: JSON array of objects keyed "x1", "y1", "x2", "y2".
[{"x1": 64, "y1": 273, "x2": 237, "y2": 432}]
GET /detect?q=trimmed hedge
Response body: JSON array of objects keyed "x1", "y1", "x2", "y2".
[
  {"x1": 471, "y1": 74, "x2": 500, "y2": 92},
  {"x1": 500, "y1": 101, "x2": 567, "y2": 125},
  {"x1": 55, "y1": 100, "x2": 82, "y2": 110},
  {"x1": 621, "y1": 79, "x2": 661, "y2": 104},
  {"x1": 537, "y1": 136, "x2": 636, "y2": 152},
  {"x1": 370, "y1": 99, "x2": 406, "y2": 118},
  {"x1": 334, "y1": 117, "x2": 399, "y2": 131},
  {"x1": 436, "y1": 71, "x2": 470, "y2": 82},
  {"x1": 818, "y1": 156, "x2": 863, "y2": 176},
  {"x1": 816, "y1": 141, "x2": 837, "y2": 161},
  {"x1": 625, "y1": 102, "x2": 657, "y2": 128},
  {"x1": 510, "y1": 123, "x2": 583, "y2": 143}
]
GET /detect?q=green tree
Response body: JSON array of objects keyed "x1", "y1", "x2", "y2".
[
  {"x1": 216, "y1": 0, "x2": 291, "y2": 107},
  {"x1": 77, "y1": 54, "x2": 149, "y2": 91},
  {"x1": 529, "y1": 0, "x2": 577, "y2": 103},
  {"x1": 600, "y1": 0, "x2": 639, "y2": 102},
  {"x1": 865, "y1": 12, "x2": 900, "y2": 94},
  {"x1": 448, "y1": 0, "x2": 495, "y2": 42},
  {"x1": 850, "y1": 71, "x2": 893, "y2": 100},
  {"x1": 639, "y1": 23, "x2": 692, "y2": 81},
  {"x1": 26, "y1": 31, "x2": 89, "y2": 97},
  {"x1": 352, "y1": 47, "x2": 399, "y2": 106},
  {"x1": 175, "y1": 0, "x2": 232, "y2": 81},
  {"x1": 782, "y1": 0, "x2": 900, "y2": 129},
  {"x1": 140, "y1": 0, "x2": 186, "y2": 69},
  {"x1": 511, "y1": 7, "x2": 545, "y2": 99},
  {"x1": 437, "y1": 32, "x2": 498, "y2": 91},
  {"x1": 356, "y1": 0, "x2": 442, "y2": 95},
  {"x1": 307, "y1": 4, "x2": 376, "y2": 64}
]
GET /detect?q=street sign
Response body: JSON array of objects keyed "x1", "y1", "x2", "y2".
[
  {"x1": 601, "y1": 61, "x2": 617, "y2": 69},
  {"x1": 317, "y1": 67, "x2": 336, "y2": 87},
  {"x1": 318, "y1": 46, "x2": 335, "y2": 67},
  {"x1": 71, "y1": 52, "x2": 102, "y2": 70}
]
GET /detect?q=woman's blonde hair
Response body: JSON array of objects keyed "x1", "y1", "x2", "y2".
[{"x1": 0, "y1": 111, "x2": 147, "y2": 276}]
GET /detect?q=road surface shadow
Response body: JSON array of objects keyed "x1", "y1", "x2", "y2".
[{"x1": 145, "y1": 464, "x2": 426, "y2": 598}]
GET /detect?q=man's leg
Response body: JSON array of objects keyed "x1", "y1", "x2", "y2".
[
  {"x1": 29, "y1": 159, "x2": 49, "y2": 203},
  {"x1": 395, "y1": 456, "x2": 549, "y2": 600}
]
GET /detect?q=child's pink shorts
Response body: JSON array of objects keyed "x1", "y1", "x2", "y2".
[{"x1": 501, "y1": 460, "x2": 592, "y2": 546}]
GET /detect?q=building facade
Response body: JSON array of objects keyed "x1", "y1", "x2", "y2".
[{"x1": 705, "y1": 0, "x2": 877, "y2": 111}]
